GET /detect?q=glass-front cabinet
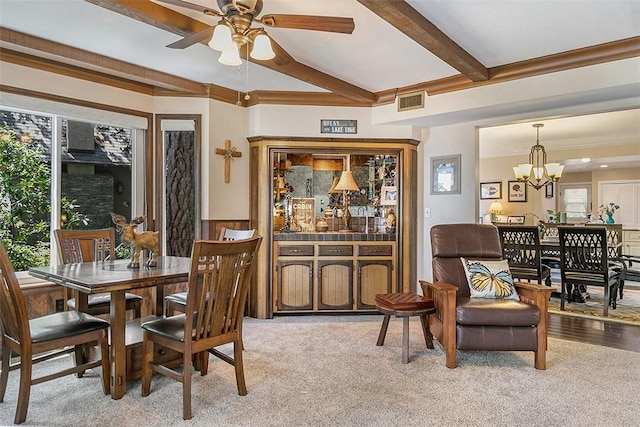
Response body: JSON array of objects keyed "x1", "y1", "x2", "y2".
[{"x1": 248, "y1": 137, "x2": 418, "y2": 318}]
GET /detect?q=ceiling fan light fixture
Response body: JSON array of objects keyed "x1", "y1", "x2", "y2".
[
  {"x1": 209, "y1": 22, "x2": 234, "y2": 51},
  {"x1": 250, "y1": 32, "x2": 275, "y2": 60},
  {"x1": 218, "y1": 45, "x2": 242, "y2": 66}
]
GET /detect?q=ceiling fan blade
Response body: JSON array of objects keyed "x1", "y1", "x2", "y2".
[
  {"x1": 166, "y1": 26, "x2": 215, "y2": 49},
  {"x1": 260, "y1": 15, "x2": 355, "y2": 34},
  {"x1": 155, "y1": 0, "x2": 222, "y2": 16}
]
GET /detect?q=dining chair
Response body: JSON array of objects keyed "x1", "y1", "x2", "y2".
[
  {"x1": 558, "y1": 226, "x2": 621, "y2": 317},
  {"x1": 497, "y1": 225, "x2": 552, "y2": 286},
  {"x1": 617, "y1": 254, "x2": 640, "y2": 299},
  {"x1": 54, "y1": 228, "x2": 143, "y2": 318},
  {"x1": 141, "y1": 236, "x2": 262, "y2": 420},
  {"x1": 163, "y1": 228, "x2": 256, "y2": 316},
  {"x1": 0, "y1": 241, "x2": 110, "y2": 425},
  {"x1": 587, "y1": 223, "x2": 625, "y2": 298}
]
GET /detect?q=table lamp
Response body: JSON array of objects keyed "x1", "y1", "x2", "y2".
[
  {"x1": 488, "y1": 201, "x2": 503, "y2": 223},
  {"x1": 334, "y1": 171, "x2": 359, "y2": 231}
]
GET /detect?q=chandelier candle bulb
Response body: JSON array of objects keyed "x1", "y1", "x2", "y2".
[{"x1": 513, "y1": 123, "x2": 563, "y2": 190}]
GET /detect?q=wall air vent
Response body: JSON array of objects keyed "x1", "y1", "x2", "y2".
[{"x1": 397, "y1": 91, "x2": 425, "y2": 112}]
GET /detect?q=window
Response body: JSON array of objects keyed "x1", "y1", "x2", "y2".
[
  {"x1": 558, "y1": 183, "x2": 591, "y2": 221},
  {"x1": 0, "y1": 109, "x2": 135, "y2": 271}
]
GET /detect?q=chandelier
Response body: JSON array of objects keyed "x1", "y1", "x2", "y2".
[
  {"x1": 512, "y1": 124, "x2": 564, "y2": 190},
  {"x1": 208, "y1": 15, "x2": 275, "y2": 66}
]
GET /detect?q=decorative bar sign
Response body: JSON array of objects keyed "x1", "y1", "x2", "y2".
[{"x1": 320, "y1": 119, "x2": 357, "y2": 134}]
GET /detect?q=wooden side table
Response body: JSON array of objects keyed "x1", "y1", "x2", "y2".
[{"x1": 375, "y1": 293, "x2": 436, "y2": 364}]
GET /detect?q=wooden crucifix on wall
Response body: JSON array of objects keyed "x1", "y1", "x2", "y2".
[{"x1": 215, "y1": 139, "x2": 242, "y2": 183}]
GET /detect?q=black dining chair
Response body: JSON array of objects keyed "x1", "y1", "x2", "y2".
[
  {"x1": 0, "y1": 241, "x2": 110, "y2": 425},
  {"x1": 617, "y1": 254, "x2": 640, "y2": 299},
  {"x1": 497, "y1": 225, "x2": 552, "y2": 286},
  {"x1": 558, "y1": 226, "x2": 622, "y2": 317}
]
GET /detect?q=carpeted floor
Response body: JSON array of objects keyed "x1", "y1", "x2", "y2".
[
  {"x1": 1, "y1": 315, "x2": 639, "y2": 427},
  {"x1": 547, "y1": 284, "x2": 640, "y2": 324}
]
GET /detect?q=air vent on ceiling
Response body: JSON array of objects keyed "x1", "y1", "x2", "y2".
[{"x1": 397, "y1": 91, "x2": 425, "y2": 112}]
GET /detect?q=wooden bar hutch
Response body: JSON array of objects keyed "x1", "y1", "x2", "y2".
[{"x1": 248, "y1": 136, "x2": 419, "y2": 319}]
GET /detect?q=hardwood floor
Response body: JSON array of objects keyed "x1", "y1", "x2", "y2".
[{"x1": 548, "y1": 313, "x2": 640, "y2": 352}]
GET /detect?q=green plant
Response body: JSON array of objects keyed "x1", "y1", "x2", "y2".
[
  {"x1": 115, "y1": 242, "x2": 132, "y2": 260},
  {"x1": 0, "y1": 127, "x2": 52, "y2": 270},
  {"x1": 0, "y1": 126, "x2": 88, "y2": 270}
]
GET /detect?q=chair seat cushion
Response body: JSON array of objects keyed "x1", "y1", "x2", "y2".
[
  {"x1": 456, "y1": 297, "x2": 540, "y2": 326},
  {"x1": 510, "y1": 265, "x2": 551, "y2": 281},
  {"x1": 30, "y1": 311, "x2": 110, "y2": 343},
  {"x1": 142, "y1": 314, "x2": 190, "y2": 342},
  {"x1": 67, "y1": 292, "x2": 142, "y2": 309},
  {"x1": 164, "y1": 291, "x2": 187, "y2": 306}
]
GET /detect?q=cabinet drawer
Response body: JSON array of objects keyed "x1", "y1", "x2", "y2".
[
  {"x1": 318, "y1": 245, "x2": 353, "y2": 256},
  {"x1": 358, "y1": 245, "x2": 393, "y2": 257},
  {"x1": 278, "y1": 245, "x2": 314, "y2": 256}
]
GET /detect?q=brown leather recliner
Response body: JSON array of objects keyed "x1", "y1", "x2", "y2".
[{"x1": 420, "y1": 223, "x2": 553, "y2": 369}]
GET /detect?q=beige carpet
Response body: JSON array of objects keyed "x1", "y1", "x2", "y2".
[
  {"x1": 547, "y1": 285, "x2": 640, "y2": 324},
  {"x1": 1, "y1": 315, "x2": 639, "y2": 426}
]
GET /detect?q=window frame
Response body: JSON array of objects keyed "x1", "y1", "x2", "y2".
[
  {"x1": 1, "y1": 104, "x2": 148, "y2": 271},
  {"x1": 558, "y1": 182, "x2": 592, "y2": 222}
]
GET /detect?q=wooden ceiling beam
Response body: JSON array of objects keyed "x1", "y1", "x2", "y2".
[
  {"x1": 357, "y1": 0, "x2": 489, "y2": 82},
  {"x1": 86, "y1": 0, "x2": 377, "y2": 103},
  {"x1": 0, "y1": 28, "x2": 208, "y2": 94}
]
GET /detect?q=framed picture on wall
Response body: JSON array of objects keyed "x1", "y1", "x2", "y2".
[
  {"x1": 480, "y1": 181, "x2": 502, "y2": 200},
  {"x1": 430, "y1": 154, "x2": 461, "y2": 195},
  {"x1": 507, "y1": 215, "x2": 526, "y2": 224},
  {"x1": 545, "y1": 182, "x2": 554, "y2": 198},
  {"x1": 508, "y1": 181, "x2": 527, "y2": 202},
  {"x1": 380, "y1": 186, "x2": 397, "y2": 205}
]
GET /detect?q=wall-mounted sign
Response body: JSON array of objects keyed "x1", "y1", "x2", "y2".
[{"x1": 320, "y1": 119, "x2": 357, "y2": 134}]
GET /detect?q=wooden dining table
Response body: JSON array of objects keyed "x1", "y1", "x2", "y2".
[{"x1": 29, "y1": 256, "x2": 190, "y2": 399}]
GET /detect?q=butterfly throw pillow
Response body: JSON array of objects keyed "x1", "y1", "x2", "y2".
[{"x1": 461, "y1": 258, "x2": 519, "y2": 300}]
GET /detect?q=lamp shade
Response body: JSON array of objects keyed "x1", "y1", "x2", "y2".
[
  {"x1": 327, "y1": 177, "x2": 341, "y2": 194},
  {"x1": 209, "y1": 23, "x2": 233, "y2": 52},
  {"x1": 250, "y1": 33, "x2": 275, "y2": 60},
  {"x1": 488, "y1": 201, "x2": 503, "y2": 214},
  {"x1": 334, "y1": 171, "x2": 359, "y2": 192},
  {"x1": 545, "y1": 163, "x2": 564, "y2": 179},
  {"x1": 218, "y1": 45, "x2": 242, "y2": 66}
]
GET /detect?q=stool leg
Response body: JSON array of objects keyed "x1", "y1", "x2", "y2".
[
  {"x1": 420, "y1": 314, "x2": 434, "y2": 349},
  {"x1": 402, "y1": 316, "x2": 409, "y2": 364},
  {"x1": 376, "y1": 314, "x2": 391, "y2": 346}
]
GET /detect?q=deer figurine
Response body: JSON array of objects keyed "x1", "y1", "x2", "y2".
[{"x1": 111, "y1": 213, "x2": 159, "y2": 268}]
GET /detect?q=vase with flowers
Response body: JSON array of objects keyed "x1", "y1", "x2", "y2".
[{"x1": 599, "y1": 202, "x2": 620, "y2": 224}]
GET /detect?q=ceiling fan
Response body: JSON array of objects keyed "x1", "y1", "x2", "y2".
[{"x1": 156, "y1": 0, "x2": 355, "y2": 66}]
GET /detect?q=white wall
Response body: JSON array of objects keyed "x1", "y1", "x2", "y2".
[
  {"x1": 152, "y1": 97, "x2": 249, "y2": 220},
  {"x1": 248, "y1": 104, "x2": 419, "y2": 139},
  {"x1": 419, "y1": 123, "x2": 479, "y2": 282}
]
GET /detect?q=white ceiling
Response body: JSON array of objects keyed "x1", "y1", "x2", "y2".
[
  {"x1": 479, "y1": 109, "x2": 640, "y2": 172},
  {"x1": 0, "y1": 0, "x2": 639, "y2": 169}
]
